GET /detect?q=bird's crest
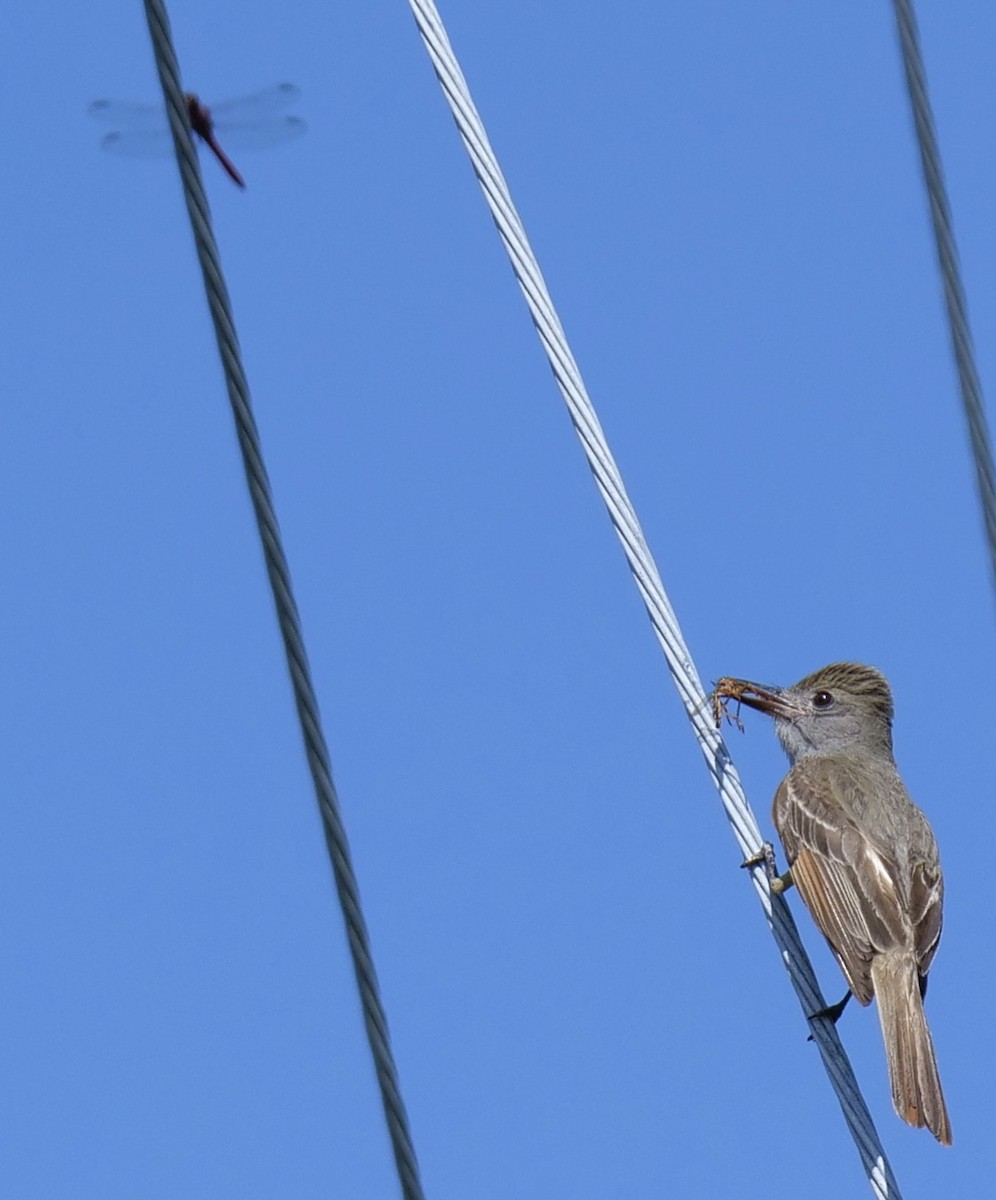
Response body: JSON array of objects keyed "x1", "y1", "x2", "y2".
[{"x1": 794, "y1": 662, "x2": 894, "y2": 725}]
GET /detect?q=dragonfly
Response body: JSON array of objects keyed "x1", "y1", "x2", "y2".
[{"x1": 89, "y1": 83, "x2": 305, "y2": 189}]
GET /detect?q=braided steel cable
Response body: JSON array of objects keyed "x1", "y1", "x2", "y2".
[
  {"x1": 139, "y1": 4, "x2": 427, "y2": 1197},
  {"x1": 891, "y1": 0, "x2": 996, "y2": 598},
  {"x1": 405, "y1": 2, "x2": 902, "y2": 1194}
]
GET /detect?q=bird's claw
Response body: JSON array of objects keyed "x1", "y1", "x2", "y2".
[
  {"x1": 741, "y1": 842, "x2": 792, "y2": 893},
  {"x1": 806, "y1": 990, "x2": 852, "y2": 1039}
]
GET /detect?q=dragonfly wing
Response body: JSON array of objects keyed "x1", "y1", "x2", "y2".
[
  {"x1": 212, "y1": 116, "x2": 306, "y2": 152},
  {"x1": 99, "y1": 129, "x2": 174, "y2": 159},
  {"x1": 89, "y1": 99, "x2": 165, "y2": 128},
  {"x1": 208, "y1": 83, "x2": 299, "y2": 123}
]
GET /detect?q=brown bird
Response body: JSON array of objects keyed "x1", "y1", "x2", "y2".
[{"x1": 713, "y1": 662, "x2": 951, "y2": 1144}]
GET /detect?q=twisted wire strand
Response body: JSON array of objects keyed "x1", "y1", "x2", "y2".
[
  {"x1": 890, "y1": 0, "x2": 996, "y2": 596},
  {"x1": 140, "y1": 4, "x2": 427, "y2": 1196},
  {"x1": 406, "y1": 2, "x2": 901, "y2": 1194}
]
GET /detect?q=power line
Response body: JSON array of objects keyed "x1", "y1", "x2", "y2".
[
  {"x1": 890, "y1": 0, "x2": 996, "y2": 600},
  {"x1": 405, "y1": 2, "x2": 902, "y2": 1194},
  {"x1": 139, "y1": 3, "x2": 427, "y2": 1197}
]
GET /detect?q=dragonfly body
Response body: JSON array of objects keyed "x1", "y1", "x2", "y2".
[{"x1": 186, "y1": 94, "x2": 245, "y2": 188}]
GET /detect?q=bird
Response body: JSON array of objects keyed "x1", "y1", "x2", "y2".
[{"x1": 712, "y1": 662, "x2": 951, "y2": 1144}]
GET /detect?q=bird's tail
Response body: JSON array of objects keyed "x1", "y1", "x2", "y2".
[{"x1": 871, "y1": 952, "x2": 952, "y2": 1145}]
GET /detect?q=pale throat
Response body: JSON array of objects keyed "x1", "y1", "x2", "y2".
[{"x1": 774, "y1": 715, "x2": 894, "y2": 766}]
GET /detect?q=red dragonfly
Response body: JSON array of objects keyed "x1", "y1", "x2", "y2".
[{"x1": 89, "y1": 83, "x2": 305, "y2": 189}]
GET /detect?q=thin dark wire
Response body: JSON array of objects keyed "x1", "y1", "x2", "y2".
[
  {"x1": 890, "y1": 0, "x2": 996, "y2": 597},
  {"x1": 139, "y1": 4, "x2": 426, "y2": 1196}
]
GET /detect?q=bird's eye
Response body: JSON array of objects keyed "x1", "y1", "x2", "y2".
[{"x1": 813, "y1": 691, "x2": 834, "y2": 709}]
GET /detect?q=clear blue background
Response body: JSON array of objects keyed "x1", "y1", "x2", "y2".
[{"x1": 2, "y1": 2, "x2": 993, "y2": 1195}]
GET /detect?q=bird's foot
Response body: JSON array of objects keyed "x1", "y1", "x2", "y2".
[
  {"x1": 741, "y1": 842, "x2": 793, "y2": 893},
  {"x1": 807, "y1": 990, "x2": 852, "y2": 1039}
]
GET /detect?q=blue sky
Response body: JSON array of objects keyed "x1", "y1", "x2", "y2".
[{"x1": 3, "y1": 2, "x2": 995, "y2": 1195}]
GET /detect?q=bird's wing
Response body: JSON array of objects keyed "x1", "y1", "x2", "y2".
[
  {"x1": 773, "y1": 761, "x2": 909, "y2": 1004},
  {"x1": 909, "y1": 854, "x2": 943, "y2": 981}
]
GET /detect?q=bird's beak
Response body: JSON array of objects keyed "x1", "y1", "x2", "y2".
[{"x1": 713, "y1": 677, "x2": 804, "y2": 722}]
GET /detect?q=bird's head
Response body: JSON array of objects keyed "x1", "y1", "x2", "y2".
[{"x1": 717, "y1": 662, "x2": 895, "y2": 764}]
